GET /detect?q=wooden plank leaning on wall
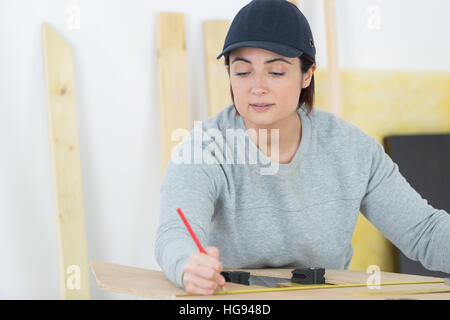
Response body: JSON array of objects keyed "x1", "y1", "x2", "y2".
[
  {"x1": 42, "y1": 23, "x2": 91, "y2": 299},
  {"x1": 157, "y1": 13, "x2": 190, "y2": 179},
  {"x1": 203, "y1": 20, "x2": 232, "y2": 117}
]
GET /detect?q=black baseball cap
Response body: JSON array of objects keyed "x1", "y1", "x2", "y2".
[{"x1": 217, "y1": 0, "x2": 316, "y2": 62}]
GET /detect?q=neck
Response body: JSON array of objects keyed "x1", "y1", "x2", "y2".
[{"x1": 243, "y1": 111, "x2": 302, "y2": 163}]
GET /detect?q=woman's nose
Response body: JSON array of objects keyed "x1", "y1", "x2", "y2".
[
  {"x1": 250, "y1": 76, "x2": 269, "y2": 95},
  {"x1": 251, "y1": 87, "x2": 268, "y2": 95}
]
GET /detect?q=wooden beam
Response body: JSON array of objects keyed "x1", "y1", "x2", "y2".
[
  {"x1": 157, "y1": 13, "x2": 190, "y2": 178},
  {"x1": 42, "y1": 22, "x2": 91, "y2": 299},
  {"x1": 324, "y1": 0, "x2": 343, "y2": 117},
  {"x1": 203, "y1": 20, "x2": 232, "y2": 117}
]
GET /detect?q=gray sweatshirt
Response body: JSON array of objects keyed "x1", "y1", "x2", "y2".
[{"x1": 155, "y1": 104, "x2": 450, "y2": 289}]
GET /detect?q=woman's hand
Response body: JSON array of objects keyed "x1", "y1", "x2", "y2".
[{"x1": 182, "y1": 246, "x2": 226, "y2": 295}]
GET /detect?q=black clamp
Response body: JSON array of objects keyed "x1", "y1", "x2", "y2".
[
  {"x1": 291, "y1": 267, "x2": 325, "y2": 284},
  {"x1": 221, "y1": 271, "x2": 250, "y2": 285}
]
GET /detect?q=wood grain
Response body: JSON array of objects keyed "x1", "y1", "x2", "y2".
[
  {"x1": 42, "y1": 23, "x2": 91, "y2": 299},
  {"x1": 90, "y1": 260, "x2": 449, "y2": 300},
  {"x1": 323, "y1": 0, "x2": 343, "y2": 117},
  {"x1": 157, "y1": 13, "x2": 190, "y2": 179},
  {"x1": 203, "y1": 20, "x2": 232, "y2": 117}
]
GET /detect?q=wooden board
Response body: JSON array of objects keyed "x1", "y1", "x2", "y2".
[
  {"x1": 323, "y1": 0, "x2": 343, "y2": 117},
  {"x1": 157, "y1": 13, "x2": 190, "y2": 178},
  {"x1": 203, "y1": 20, "x2": 232, "y2": 117},
  {"x1": 180, "y1": 282, "x2": 450, "y2": 300},
  {"x1": 90, "y1": 260, "x2": 449, "y2": 300},
  {"x1": 90, "y1": 261, "x2": 184, "y2": 299},
  {"x1": 42, "y1": 23, "x2": 91, "y2": 299}
]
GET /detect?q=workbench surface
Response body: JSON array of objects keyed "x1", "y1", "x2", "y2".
[{"x1": 90, "y1": 260, "x2": 450, "y2": 300}]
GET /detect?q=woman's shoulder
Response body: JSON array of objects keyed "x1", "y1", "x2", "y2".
[{"x1": 308, "y1": 107, "x2": 373, "y2": 143}]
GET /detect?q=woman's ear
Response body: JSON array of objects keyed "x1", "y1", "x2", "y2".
[
  {"x1": 302, "y1": 64, "x2": 316, "y2": 88},
  {"x1": 225, "y1": 65, "x2": 230, "y2": 74}
]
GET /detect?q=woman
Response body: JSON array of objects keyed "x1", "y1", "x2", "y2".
[{"x1": 155, "y1": 0, "x2": 450, "y2": 295}]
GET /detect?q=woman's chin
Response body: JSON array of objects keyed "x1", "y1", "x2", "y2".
[{"x1": 243, "y1": 116, "x2": 278, "y2": 128}]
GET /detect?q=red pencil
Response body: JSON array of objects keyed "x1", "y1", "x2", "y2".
[{"x1": 177, "y1": 208, "x2": 226, "y2": 292}]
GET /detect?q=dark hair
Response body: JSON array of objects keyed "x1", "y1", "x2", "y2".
[{"x1": 224, "y1": 54, "x2": 315, "y2": 116}]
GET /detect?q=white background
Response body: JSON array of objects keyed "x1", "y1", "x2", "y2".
[{"x1": 0, "y1": 0, "x2": 449, "y2": 299}]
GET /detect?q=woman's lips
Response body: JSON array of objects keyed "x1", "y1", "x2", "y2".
[{"x1": 250, "y1": 103, "x2": 274, "y2": 111}]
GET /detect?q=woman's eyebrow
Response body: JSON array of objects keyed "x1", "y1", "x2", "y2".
[
  {"x1": 231, "y1": 57, "x2": 292, "y2": 65},
  {"x1": 265, "y1": 58, "x2": 292, "y2": 65},
  {"x1": 231, "y1": 57, "x2": 251, "y2": 64}
]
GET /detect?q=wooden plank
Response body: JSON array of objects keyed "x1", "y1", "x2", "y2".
[
  {"x1": 323, "y1": 0, "x2": 343, "y2": 117},
  {"x1": 203, "y1": 20, "x2": 232, "y2": 117},
  {"x1": 42, "y1": 23, "x2": 91, "y2": 299},
  {"x1": 90, "y1": 260, "x2": 448, "y2": 300},
  {"x1": 90, "y1": 261, "x2": 185, "y2": 299},
  {"x1": 157, "y1": 13, "x2": 190, "y2": 178},
  {"x1": 352, "y1": 285, "x2": 450, "y2": 298}
]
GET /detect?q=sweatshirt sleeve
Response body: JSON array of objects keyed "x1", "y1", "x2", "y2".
[
  {"x1": 359, "y1": 136, "x2": 450, "y2": 274},
  {"x1": 154, "y1": 143, "x2": 220, "y2": 289}
]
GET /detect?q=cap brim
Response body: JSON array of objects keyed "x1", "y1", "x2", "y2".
[{"x1": 217, "y1": 40, "x2": 303, "y2": 59}]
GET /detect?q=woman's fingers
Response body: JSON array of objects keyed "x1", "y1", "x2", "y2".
[
  {"x1": 205, "y1": 246, "x2": 220, "y2": 259},
  {"x1": 192, "y1": 251, "x2": 223, "y2": 272},
  {"x1": 185, "y1": 262, "x2": 222, "y2": 283},
  {"x1": 183, "y1": 247, "x2": 226, "y2": 295},
  {"x1": 183, "y1": 272, "x2": 220, "y2": 294},
  {"x1": 184, "y1": 280, "x2": 216, "y2": 295}
]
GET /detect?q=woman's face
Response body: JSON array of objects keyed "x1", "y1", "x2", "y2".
[{"x1": 226, "y1": 47, "x2": 306, "y2": 128}]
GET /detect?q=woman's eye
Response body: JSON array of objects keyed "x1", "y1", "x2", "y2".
[{"x1": 234, "y1": 72, "x2": 284, "y2": 77}]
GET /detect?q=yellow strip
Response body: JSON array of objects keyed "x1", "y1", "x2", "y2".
[
  {"x1": 176, "y1": 280, "x2": 444, "y2": 297},
  {"x1": 353, "y1": 288, "x2": 450, "y2": 297}
]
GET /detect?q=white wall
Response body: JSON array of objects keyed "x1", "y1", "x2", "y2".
[{"x1": 0, "y1": 0, "x2": 449, "y2": 299}]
